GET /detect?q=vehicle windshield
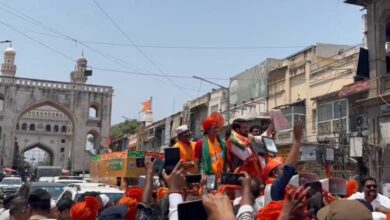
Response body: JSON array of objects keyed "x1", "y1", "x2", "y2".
[
  {"x1": 31, "y1": 185, "x2": 65, "y2": 200},
  {"x1": 1, "y1": 179, "x2": 21, "y2": 185}
]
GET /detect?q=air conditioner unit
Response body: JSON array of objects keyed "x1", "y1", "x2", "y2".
[{"x1": 381, "y1": 104, "x2": 390, "y2": 116}]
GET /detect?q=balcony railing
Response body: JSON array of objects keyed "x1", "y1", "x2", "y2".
[
  {"x1": 275, "y1": 129, "x2": 307, "y2": 145},
  {"x1": 317, "y1": 119, "x2": 347, "y2": 137}
]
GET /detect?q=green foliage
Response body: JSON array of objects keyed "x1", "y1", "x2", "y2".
[{"x1": 110, "y1": 119, "x2": 141, "y2": 139}]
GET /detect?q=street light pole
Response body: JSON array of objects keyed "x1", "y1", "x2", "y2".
[
  {"x1": 193, "y1": 76, "x2": 230, "y2": 125},
  {"x1": 0, "y1": 40, "x2": 11, "y2": 45}
]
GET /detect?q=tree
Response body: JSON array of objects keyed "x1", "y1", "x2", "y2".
[{"x1": 110, "y1": 119, "x2": 141, "y2": 139}]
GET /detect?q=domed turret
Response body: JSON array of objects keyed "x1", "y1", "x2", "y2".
[
  {"x1": 4, "y1": 47, "x2": 15, "y2": 55},
  {"x1": 70, "y1": 54, "x2": 88, "y2": 84},
  {"x1": 1, "y1": 47, "x2": 16, "y2": 77},
  {"x1": 77, "y1": 57, "x2": 87, "y2": 65}
]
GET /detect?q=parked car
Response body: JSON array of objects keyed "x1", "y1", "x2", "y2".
[
  {"x1": 30, "y1": 182, "x2": 66, "y2": 200},
  {"x1": 54, "y1": 179, "x2": 86, "y2": 185},
  {"x1": 0, "y1": 177, "x2": 22, "y2": 199},
  {"x1": 56, "y1": 183, "x2": 124, "y2": 204}
]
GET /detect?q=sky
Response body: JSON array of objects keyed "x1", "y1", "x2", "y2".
[{"x1": 0, "y1": 0, "x2": 364, "y2": 125}]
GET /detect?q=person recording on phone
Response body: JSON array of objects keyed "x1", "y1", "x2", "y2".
[{"x1": 173, "y1": 125, "x2": 198, "y2": 174}]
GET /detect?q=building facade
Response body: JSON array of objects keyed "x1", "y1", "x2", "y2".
[{"x1": 345, "y1": 0, "x2": 390, "y2": 186}]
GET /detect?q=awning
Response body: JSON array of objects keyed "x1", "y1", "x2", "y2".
[
  {"x1": 274, "y1": 99, "x2": 305, "y2": 109},
  {"x1": 338, "y1": 80, "x2": 369, "y2": 97},
  {"x1": 4, "y1": 167, "x2": 16, "y2": 173},
  {"x1": 310, "y1": 91, "x2": 339, "y2": 101}
]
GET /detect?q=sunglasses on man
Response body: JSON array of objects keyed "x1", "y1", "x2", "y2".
[{"x1": 365, "y1": 184, "x2": 377, "y2": 189}]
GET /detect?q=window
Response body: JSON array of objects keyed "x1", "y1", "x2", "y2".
[
  {"x1": 60, "y1": 147, "x2": 64, "y2": 153},
  {"x1": 61, "y1": 139, "x2": 66, "y2": 143},
  {"x1": 280, "y1": 105, "x2": 306, "y2": 130},
  {"x1": 45, "y1": 124, "x2": 51, "y2": 132},
  {"x1": 89, "y1": 106, "x2": 98, "y2": 118},
  {"x1": 318, "y1": 103, "x2": 333, "y2": 122},
  {"x1": 21, "y1": 123, "x2": 27, "y2": 130},
  {"x1": 29, "y1": 124, "x2": 35, "y2": 131},
  {"x1": 53, "y1": 125, "x2": 59, "y2": 132},
  {"x1": 318, "y1": 100, "x2": 347, "y2": 123},
  {"x1": 317, "y1": 99, "x2": 348, "y2": 136},
  {"x1": 16, "y1": 123, "x2": 19, "y2": 130},
  {"x1": 61, "y1": 126, "x2": 67, "y2": 132}
]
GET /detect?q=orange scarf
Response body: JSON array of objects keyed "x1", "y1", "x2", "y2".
[{"x1": 207, "y1": 137, "x2": 224, "y2": 178}]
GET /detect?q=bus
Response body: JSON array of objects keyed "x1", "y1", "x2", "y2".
[{"x1": 34, "y1": 166, "x2": 62, "y2": 182}]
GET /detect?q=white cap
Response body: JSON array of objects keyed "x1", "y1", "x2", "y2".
[
  {"x1": 176, "y1": 125, "x2": 189, "y2": 135},
  {"x1": 99, "y1": 194, "x2": 110, "y2": 207}
]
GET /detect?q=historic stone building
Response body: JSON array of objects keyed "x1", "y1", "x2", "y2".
[
  {"x1": 17, "y1": 105, "x2": 73, "y2": 169},
  {"x1": 0, "y1": 46, "x2": 113, "y2": 172}
]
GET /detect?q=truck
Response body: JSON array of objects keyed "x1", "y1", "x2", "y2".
[
  {"x1": 34, "y1": 166, "x2": 62, "y2": 182},
  {"x1": 90, "y1": 151, "x2": 154, "y2": 188}
]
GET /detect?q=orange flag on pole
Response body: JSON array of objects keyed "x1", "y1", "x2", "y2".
[{"x1": 141, "y1": 98, "x2": 152, "y2": 112}]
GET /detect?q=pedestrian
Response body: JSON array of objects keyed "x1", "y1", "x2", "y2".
[
  {"x1": 348, "y1": 176, "x2": 390, "y2": 214},
  {"x1": 56, "y1": 198, "x2": 74, "y2": 220},
  {"x1": 9, "y1": 197, "x2": 29, "y2": 220},
  {"x1": 70, "y1": 196, "x2": 100, "y2": 220},
  {"x1": 173, "y1": 125, "x2": 198, "y2": 174},
  {"x1": 27, "y1": 189, "x2": 55, "y2": 220}
]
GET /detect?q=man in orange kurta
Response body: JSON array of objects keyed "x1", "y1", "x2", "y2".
[{"x1": 173, "y1": 125, "x2": 198, "y2": 174}]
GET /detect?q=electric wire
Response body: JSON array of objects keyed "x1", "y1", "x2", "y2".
[{"x1": 0, "y1": 3, "x2": 199, "y2": 92}]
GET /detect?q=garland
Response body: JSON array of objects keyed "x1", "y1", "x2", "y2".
[
  {"x1": 229, "y1": 130, "x2": 250, "y2": 150},
  {"x1": 201, "y1": 134, "x2": 227, "y2": 175}
]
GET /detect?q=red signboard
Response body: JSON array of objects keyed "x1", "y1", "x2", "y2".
[{"x1": 338, "y1": 80, "x2": 369, "y2": 97}]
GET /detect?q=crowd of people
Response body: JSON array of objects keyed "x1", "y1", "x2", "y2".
[{"x1": 1, "y1": 112, "x2": 390, "y2": 219}]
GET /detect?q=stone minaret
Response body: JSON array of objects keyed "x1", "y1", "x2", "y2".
[
  {"x1": 1, "y1": 47, "x2": 16, "y2": 77},
  {"x1": 70, "y1": 56, "x2": 88, "y2": 84}
]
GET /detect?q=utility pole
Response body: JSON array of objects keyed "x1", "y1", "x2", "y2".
[
  {"x1": 339, "y1": 102, "x2": 346, "y2": 178},
  {"x1": 193, "y1": 76, "x2": 230, "y2": 125}
]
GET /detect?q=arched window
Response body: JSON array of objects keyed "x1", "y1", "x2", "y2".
[
  {"x1": 45, "y1": 124, "x2": 51, "y2": 132},
  {"x1": 29, "y1": 124, "x2": 35, "y2": 131},
  {"x1": 89, "y1": 106, "x2": 98, "y2": 118},
  {"x1": 21, "y1": 123, "x2": 27, "y2": 130},
  {"x1": 53, "y1": 125, "x2": 59, "y2": 132},
  {"x1": 61, "y1": 125, "x2": 67, "y2": 132}
]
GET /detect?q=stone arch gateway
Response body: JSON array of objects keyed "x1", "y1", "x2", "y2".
[{"x1": 0, "y1": 47, "x2": 113, "y2": 172}]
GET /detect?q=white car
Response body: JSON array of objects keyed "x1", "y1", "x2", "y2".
[
  {"x1": 0, "y1": 177, "x2": 22, "y2": 199},
  {"x1": 54, "y1": 179, "x2": 86, "y2": 184},
  {"x1": 39, "y1": 177, "x2": 57, "y2": 182},
  {"x1": 56, "y1": 183, "x2": 124, "y2": 204}
]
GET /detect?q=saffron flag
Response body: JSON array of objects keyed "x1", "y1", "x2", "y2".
[{"x1": 141, "y1": 98, "x2": 152, "y2": 112}]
